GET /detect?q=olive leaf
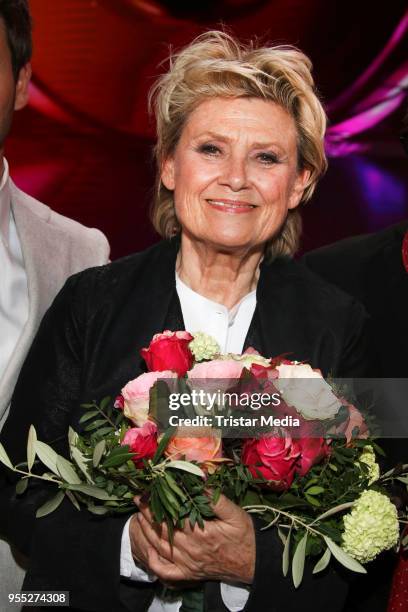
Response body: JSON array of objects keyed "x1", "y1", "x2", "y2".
[
  {"x1": 27, "y1": 425, "x2": 37, "y2": 471},
  {"x1": 56, "y1": 456, "x2": 82, "y2": 485},
  {"x1": 15, "y1": 478, "x2": 28, "y2": 495},
  {"x1": 313, "y1": 547, "x2": 331, "y2": 574},
  {"x1": 323, "y1": 536, "x2": 367, "y2": 573},
  {"x1": 34, "y1": 441, "x2": 59, "y2": 475},
  {"x1": 292, "y1": 532, "x2": 308, "y2": 588},
  {"x1": 0, "y1": 443, "x2": 13, "y2": 470},
  {"x1": 312, "y1": 501, "x2": 355, "y2": 523},
  {"x1": 71, "y1": 445, "x2": 93, "y2": 482},
  {"x1": 67, "y1": 483, "x2": 118, "y2": 501},
  {"x1": 93, "y1": 439, "x2": 106, "y2": 468},
  {"x1": 36, "y1": 490, "x2": 65, "y2": 518},
  {"x1": 282, "y1": 525, "x2": 292, "y2": 577},
  {"x1": 166, "y1": 460, "x2": 205, "y2": 478}
]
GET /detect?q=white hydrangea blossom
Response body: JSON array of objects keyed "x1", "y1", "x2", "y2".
[
  {"x1": 189, "y1": 332, "x2": 220, "y2": 362},
  {"x1": 342, "y1": 490, "x2": 399, "y2": 563}
]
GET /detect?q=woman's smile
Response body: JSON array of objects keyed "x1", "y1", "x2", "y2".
[{"x1": 206, "y1": 198, "x2": 258, "y2": 213}]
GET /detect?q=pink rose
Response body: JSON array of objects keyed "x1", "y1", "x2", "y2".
[
  {"x1": 242, "y1": 433, "x2": 301, "y2": 490},
  {"x1": 188, "y1": 359, "x2": 246, "y2": 401},
  {"x1": 296, "y1": 437, "x2": 331, "y2": 477},
  {"x1": 140, "y1": 330, "x2": 194, "y2": 376},
  {"x1": 122, "y1": 370, "x2": 177, "y2": 427},
  {"x1": 188, "y1": 359, "x2": 245, "y2": 379},
  {"x1": 122, "y1": 421, "x2": 158, "y2": 467},
  {"x1": 333, "y1": 400, "x2": 369, "y2": 444}
]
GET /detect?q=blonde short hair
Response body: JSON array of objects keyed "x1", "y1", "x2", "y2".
[{"x1": 149, "y1": 30, "x2": 327, "y2": 259}]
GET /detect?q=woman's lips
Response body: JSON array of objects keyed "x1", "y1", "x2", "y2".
[{"x1": 206, "y1": 199, "x2": 257, "y2": 213}]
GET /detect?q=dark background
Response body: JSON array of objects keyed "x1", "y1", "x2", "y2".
[{"x1": 6, "y1": 0, "x2": 408, "y2": 259}]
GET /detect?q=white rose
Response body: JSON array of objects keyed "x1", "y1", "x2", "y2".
[{"x1": 275, "y1": 363, "x2": 341, "y2": 420}]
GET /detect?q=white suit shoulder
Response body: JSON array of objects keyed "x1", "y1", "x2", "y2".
[{"x1": 10, "y1": 179, "x2": 110, "y2": 266}]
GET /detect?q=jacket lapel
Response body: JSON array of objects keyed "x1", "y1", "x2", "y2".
[{"x1": 0, "y1": 184, "x2": 68, "y2": 422}]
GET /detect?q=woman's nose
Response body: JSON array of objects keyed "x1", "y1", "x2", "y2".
[{"x1": 218, "y1": 156, "x2": 249, "y2": 191}]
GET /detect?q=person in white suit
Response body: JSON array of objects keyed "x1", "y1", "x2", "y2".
[{"x1": 0, "y1": 1, "x2": 110, "y2": 608}]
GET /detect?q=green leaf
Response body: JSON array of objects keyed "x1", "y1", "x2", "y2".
[
  {"x1": 166, "y1": 460, "x2": 205, "y2": 478},
  {"x1": 371, "y1": 441, "x2": 386, "y2": 457},
  {"x1": 34, "y1": 441, "x2": 59, "y2": 475},
  {"x1": 65, "y1": 489, "x2": 81, "y2": 511},
  {"x1": 79, "y1": 410, "x2": 99, "y2": 424},
  {"x1": 94, "y1": 426, "x2": 115, "y2": 436},
  {"x1": 323, "y1": 536, "x2": 367, "y2": 574},
  {"x1": 152, "y1": 428, "x2": 175, "y2": 464},
  {"x1": 84, "y1": 419, "x2": 107, "y2": 431},
  {"x1": 68, "y1": 427, "x2": 79, "y2": 448},
  {"x1": 164, "y1": 471, "x2": 187, "y2": 501},
  {"x1": 0, "y1": 442, "x2": 13, "y2": 469},
  {"x1": 56, "y1": 456, "x2": 82, "y2": 485},
  {"x1": 314, "y1": 502, "x2": 355, "y2": 523},
  {"x1": 292, "y1": 532, "x2": 308, "y2": 588},
  {"x1": 93, "y1": 440, "x2": 106, "y2": 468},
  {"x1": 156, "y1": 480, "x2": 178, "y2": 519},
  {"x1": 212, "y1": 488, "x2": 221, "y2": 506},
  {"x1": 102, "y1": 452, "x2": 135, "y2": 469},
  {"x1": 278, "y1": 527, "x2": 287, "y2": 548},
  {"x1": 67, "y1": 484, "x2": 118, "y2": 501},
  {"x1": 396, "y1": 476, "x2": 408, "y2": 485},
  {"x1": 305, "y1": 486, "x2": 325, "y2": 496},
  {"x1": 36, "y1": 490, "x2": 65, "y2": 518},
  {"x1": 190, "y1": 507, "x2": 198, "y2": 527},
  {"x1": 313, "y1": 547, "x2": 331, "y2": 574},
  {"x1": 161, "y1": 478, "x2": 181, "y2": 510},
  {"x1": 305, "y1": 494, "x2": 321, "y2": 507},
  {"x1": 151, "y1": 489, "x2": 164, "y2": 523},
  {"x1": 16, "y1": 478, "x2": 28, "y2": 495},
  {"x1": 70, "y1": 445, "x2": 92, "y2": 482},
  {"x1": 87, "y1": 504, "x2": 109, "y2": 515},
  {"x1": 27, "y1": 425, "x2": 37, "y2": 471},
  {"x1": 282, "y1": 525, "x2": 292, "y2": 577},
  {"x1": 100, "y1": 396, "x2": 112, "y2": 412}
]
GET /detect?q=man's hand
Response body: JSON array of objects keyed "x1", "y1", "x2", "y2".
[{"x1": 132, "y1": 493, "x2": 255, "y2": 586}]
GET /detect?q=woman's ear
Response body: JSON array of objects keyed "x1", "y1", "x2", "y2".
[
  {"x1": 161, "y1": 157, "x2": 175, "y2": 191},
  {"x1": 14, "y1": 63, "x2": 32, "y2": 111},
  {"x1": 288, "y1": 168, "x2": 311, "y2": 210}
]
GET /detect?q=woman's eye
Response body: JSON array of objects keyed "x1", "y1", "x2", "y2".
[
  {"x1": 257, "y1": 152, "x2": 280, "y2": 165},
  {"x1": 198, "y1": 143, "x2": 221, "y2": 156}
]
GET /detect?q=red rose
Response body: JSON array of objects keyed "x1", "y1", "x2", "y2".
[
  {"x1": 140, "y1": 330, "x2": 194, "y2": 376},
  {"x1": 114, "y1": 395, "x2": 124, "y2": 410},
  {"x1": 296, "y1": 436, "x2": 331, "y2": 477},
  {"x1": 242, "y1": 432, "x2": 301, "y2": 491},
  {"x1": 122, "y1": 421, "x2": 158, "y2": 467}
]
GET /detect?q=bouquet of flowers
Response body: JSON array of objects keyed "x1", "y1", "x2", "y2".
[{"x1": 1, "y1": 329, "x2": 407, "y2": 588}]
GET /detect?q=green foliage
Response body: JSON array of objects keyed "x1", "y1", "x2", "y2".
[{"x1": 2, "y1": 396, "x2": 407, "y2": 591}]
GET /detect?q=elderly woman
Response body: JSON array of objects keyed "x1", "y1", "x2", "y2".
[{"x1": 0, "y1": 31, "x2": 367, "y2": 612}]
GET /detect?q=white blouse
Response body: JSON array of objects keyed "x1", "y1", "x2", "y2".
[{"x1": 120, "y1": 271, "x2": 257, "y2": 611}]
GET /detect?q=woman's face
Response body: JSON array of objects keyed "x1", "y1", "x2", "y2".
[{"x1": 161, "y1": 97, "x2": 310, "y2": 254}]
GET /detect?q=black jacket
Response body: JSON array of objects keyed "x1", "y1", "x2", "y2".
[
  {"x1": 0, "y1": 238, "x2": 370, "y2": 611},
  {"x1": 303, "y1": 221, "x2": 408, "y2": 612},
  {"x1": 303, "y1": 220, "x2": 408, "y2": 377}
]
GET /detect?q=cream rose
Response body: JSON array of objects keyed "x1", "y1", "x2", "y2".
[{"x1": 274, "y1": 363, "x2": 342, "y2": 420}]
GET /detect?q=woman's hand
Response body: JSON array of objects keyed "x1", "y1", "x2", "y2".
[{"x1": 129, "y1": 494, "x2": 255, "y2": 586}]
